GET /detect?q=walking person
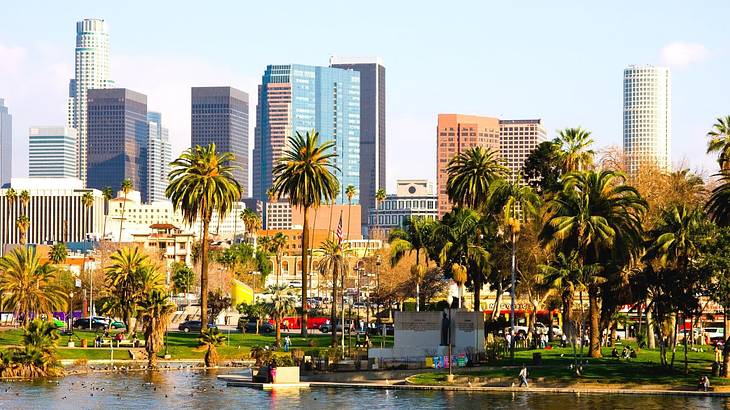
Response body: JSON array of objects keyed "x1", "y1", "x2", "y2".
[
  {"x1": 518, "y1": 364, "x2": 529, "y2": 388},
  {"x1": 284, "y1": 335, "x2": 291, "y2": 352}
]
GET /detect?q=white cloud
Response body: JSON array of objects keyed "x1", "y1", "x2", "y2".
[{"x1": 660, "y1": 42, "x2": 709, "y2": 69}]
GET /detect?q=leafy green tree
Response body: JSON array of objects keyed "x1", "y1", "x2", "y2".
[
  {"x1": 207, "y1": 288, "x2": 231, "y2": 323},
  {"x1": 446, "y1": 147, "x2": 507, "y2": 211},
  {"x1": 118, "y1": 178, "x2": 133, "y2": 243},
  {"x1": 707, "y1": 116, "x2": 730, "y2": 170},
  {"x1": 541, "y1": 170, "x2": 646, "y2": 358},
  {"x1": 0, "y1": 247, "x2": 66, "y2": 326},
  {"x1": 137, "y1": 289, "x2": 175, "y2": 368},
  {"x1": 48, "y1": 243, "x2": 68, "y2": 265},
  {"x1": 389, "y1": 217, "x2": 436, "y2": 312},
  {"x1": 523, "y1": 141, "x2": 563, "y2": 194},
  {"x1": 199, "y1": 327, "x2": 226, "y2": 367},
  {"x1": 271, "y1": 130, "x2": 339, "y2": 336},
  {"x1": 171, "y1": 262, "x2": 195, "y2": 295},
  {"x1": 167, "y1": 144, "x2": 242, "y2": 334},
  {"x1": 237, "y1": 302, "x2": 268, "y2": 334},
  {"x1": 703, "y1": 227, "x2": 730, "y2": 376}
]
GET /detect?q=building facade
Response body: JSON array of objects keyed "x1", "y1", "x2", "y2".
[
  {"x1": 253, "y1": 64, "x2": 360, "y2": 204},
  {"x1": 67, "y1": 18, "x2": 113, "y2": 185},
  {"x1": 0, "y1": 178, "x2": 105, "y2": 249},
  {"x1": 87, "y1": 88, "x2": 149, "y2": 202},
  {"x1": 499, "y1": 119, "x2": 547, "y2": 179},
  {"x1": 368, "y1": 180, "x2": 438, "y2": 237},
  {"x1": 191, "y1": 87, "x2": 249, "y2": 196},
  {"x1": 0, "y1": 99, "x2": 11, "y2": 186},
  {"x1": 28, "y1": 127, "x2": 78, "y2": 178},
  {"x1": 623, "y1": 65, "x2": 671, "y2": 173},
  {"x1": 147, "y1": 112, "x2": 171, "y2": 203},
  {"x1": 436, "y1": 114, "x2": 500, "y2": 217},
  {"x1": 131, "y1": 224, "x2": 194, "y2": 270},
  {"x1": 264, "y1": 200, "x2": 362, "y2": 239},
  {"x1": 330, "y1": 57, "x2": 386, "y2": 233}
]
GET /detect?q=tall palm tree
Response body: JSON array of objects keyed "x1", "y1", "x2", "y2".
[
  {"x1": 374, "y1": 188, "x2": 386, "y2": 241},
  {"x1": 48, "y1": 243, "x2": 68, "y2": 265},
  {"x1": 19, "y1": 190, "x2": 30, "y2": 215},
  {"x1": 16, "y1": 216, "x2": 30, "y2": 245},
  {"x1": 137, "y1": 289, "x2": 175, "y2": 368},
  {"x1": 101, "y1": 187, "x2": 113, "y2": 240},
  {"x1": 345, "y1": 185, "x2": 356, "y2": 240},
  {"x1": 318, "y1": 238, "x2": 346, "y2": 346},
  {"x1": 270, "y1": 232, "x2": 288, "y2": 285},
  {"x1": 446, "y1": 147, "x2": 507, "y2": 211},
  {"x1": 0, "y1": 247, "x2": 66, "y2": 326},
  {"x1": 266, "y1": 284, "x2": 297, "y2": 346},
  {"x1": 271, "y1": 130, "x2": 339, "y2": 337},
  {"x1": 166, "y1": 144, "x2": 241, "y2": 333},
  {"x1": 539, "y1": 251, "x2": 582, "y2": 338},
  {"x1": 389, "y1": 217, "x2": 435, "y2": 312},
  {"x1": 554, "y1": 127, "x2": 595, "y2": 172},
  {"x1": 707, "y1": 171, "x2": 730, "y2": 227},
  {"x1": 707, "y1": 116, "x2": 730, "y2": 170},
  {"x1": 81, "y1": 191, "x2": 94, "y2": 228},
  {"x1": 241, "y1": 208, "x2": 261, "y2": 250},
  {"x1": 488, "y1": 177, "x2": 540, "y2": 351},
  {"x1": 541, "y1": 170, "x2": 646, "y2": 358},
  {"x1": 118, "y1": 179, "x2": 133, "y2": 243},
  {"x1": 5, "y1": 188, "x2": 17, "y2": 208}
]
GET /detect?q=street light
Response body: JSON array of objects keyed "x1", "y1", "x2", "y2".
[{"x1": 446, "y1": 295, "x2": 454, "y2": 382}]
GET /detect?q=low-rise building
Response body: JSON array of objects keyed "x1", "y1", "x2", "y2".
[
  {"x1": 131, "y1": 224, "x2": 194, "y2": 270},
  {"x1": 367, "y1": 180, "x2": 438, "y2": 238}
]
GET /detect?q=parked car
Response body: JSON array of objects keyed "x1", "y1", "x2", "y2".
[
  {"x1": 696, "y1": 327, "x2": 725, "y2": 344},
  {"x1": 504, "y1": 325, "x2": 530, "y2": 337},
  {"x1": 73, "y1": 317, "x2": 109, "y2": 331},
  {"x1": 367, "y1": 324, "x2": 394, "y2": 336},
  {"x1": 178, "y1": 320, "x2": 217, "y2": 333},
  {"x1": 237, "y1": 318, "x2": 274, "y2": 334}
]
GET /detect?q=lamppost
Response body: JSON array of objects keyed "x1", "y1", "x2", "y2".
[
  {"x1": 509, "y1": 228, "x2": 516, "y2": 360},
  {"x1": 446, "y1": 295, "x2": 454, "y2": 382}
]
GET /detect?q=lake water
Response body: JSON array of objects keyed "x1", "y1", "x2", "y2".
[{"x1": 0, "y1": 369, "x2": 727, "y2": 409}]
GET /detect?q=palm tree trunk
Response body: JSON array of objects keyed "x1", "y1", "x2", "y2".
[
  {"x1": 200, "y1": 218, "x2": 210, "y2": 333},
  {"x1": 473, "y1": 274, "x2": 482, "y2": 312},
  {"x1": 300, "y1": 206, "x2": 310, "y2": 337},
  {"x1": 647, "y1": 298, "x2": 656, "y2": 349},
  {"x1": 562, "y1": 291, "x2": 573, "y2": 338},
  {"x1": 118, "y1": 193, "x2": 127, "y2": 243},
  {"x1": 490, "y1": 282, "x2": 503, "y2": 321},
  {"x1": 588, "y1": 288, "x2": 601, "y2": 358},
  {"x1": 276, "y1": 320, "x2": 281, "y2": 347}
]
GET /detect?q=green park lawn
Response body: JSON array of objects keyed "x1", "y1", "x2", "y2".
[
  {"x1": 408, "y1": 343, "x2": 729, "y2": 389},
  {"x1": 0, "y1": 327, "x2": 394, "y2": 362}
]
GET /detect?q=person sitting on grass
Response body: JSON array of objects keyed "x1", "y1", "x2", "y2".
[
  {"x1": 611, "y1": 347, "x2": 619, "y2": 358},
  {"x1": 698, "y1": 376, "x2": 710, "y2": 392}
]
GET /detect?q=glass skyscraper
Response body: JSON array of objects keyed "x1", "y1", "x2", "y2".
[
  {"x1": 253, "y1": 64, "x2": 360, "y2": 204},
  {"x1": 147, "y1": 112, "x2": 171, "y2": 203},
  {"x1": 28, "y1": 126, "x2": 78, "y2": 178}
]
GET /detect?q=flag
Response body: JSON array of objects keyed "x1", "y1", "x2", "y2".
[{"x1": 336, "y1": 212, "x2": 344, "y2": 244}]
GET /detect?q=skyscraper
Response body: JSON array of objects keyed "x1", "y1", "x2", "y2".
[
  {"x1": 147, "y1": 112, "x2": 171, "y2": 203},
  {"x1": 253, "y1": 64, "x2": 360, "y2": 204},
  {"x1": 191, "y1": 87, "x2": 249, "y2": 196},
  {"x1": 67, "y1": 18, "x2": 113, "y2": 185},
  {"x1": 330, "y1": 57, "x2": 385, "y2": 231},
  {"x1": 436, "y1": 114, "x2": 500, "y2": 217},
  {"x1": 87, "y1": 89, "x2": 148, "y2": 202},
  {"x1": 28, "y1": 127, "x2": 78, "y2": 178},
  {"x1": 623, "y1": 65, "x2": 671, "y2": 173},
  {"x1": 0, "y1": 99, "x2": 11, "y2": 186},
  {"x1": 499, "y1": 119, "x2": 547, "y2": 179}
]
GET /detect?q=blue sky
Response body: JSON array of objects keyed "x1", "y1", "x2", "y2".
[{"x1": 1, "y1": 1, "x2": 728, "y2": 191}]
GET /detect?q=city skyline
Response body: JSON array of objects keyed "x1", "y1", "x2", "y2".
[{"x1": 1, "y1": 2, "x2": 727, "y2": 194}]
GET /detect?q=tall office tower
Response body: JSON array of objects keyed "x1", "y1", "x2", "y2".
[
  {"x1": 253, "y1": 64, "x2": 360, "y2": 204},
  {"x1": 191, "y1": 87, "x2": 249, "y2": 197},
  {"x1": 0, "y1": 99, "x2": 11, "y2": 186},
  {"x1": 330, "y1": 57, "x2": 385, "y2": 232},
  {"x1": 147, "y1": 112, "x2": 171, "y2": 202},
  {"x1": 499, "y1": 119, "x2": 547, "y2": 179},
  {"x1": 436, "y1": 114, "x2": 500, "y2": 217},
  {"x1": 87, "y1": 89, "x2": 149, "y2": 202},
  {"x1": 623, "y1": 65, "x2": 671, "y2": 173},
  {"x1": 67, "y1": 18, "x2": 113, "y2": 185},
  {"x1": 28, "y1": 127, "x2": 78, "y2": 178}
]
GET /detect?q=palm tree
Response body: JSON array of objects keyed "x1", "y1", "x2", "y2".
[
  {"x1": 117, "y1": 179, "x2": 133, "y2": 243},
  {"x1": 166, "y1": 144, "x2": 241, "y2": 334},
  {"x1": 241, "y1": 208, "x2": 261, "y2": 250},
  {"x1": 16, "y1": 216, "x2": 30, "y2": 245},
  {"x1": 707, "y1": 171, "x2": 730, "y2": 227},
  {"x1": 374, "y1": 188, "x2": 386, "y2": 241},
  {"x1": 345, "y1": 185, "x2": 356, "y2": 240},
  {"x1": 554, "y1": 127, "x2": 595, "y2": 172},
  {"x1": 81, "y1": 191, "x2": 94, "y2": 228},
  {"x1": 447, "y1": 147, "x2": 507, "y2": 211},
  {"x1": 540, "y1": 170, "x2": 646, "y2": 358},
  {"x1": 5, "y1": 188, "x2": 17, "y2": 209},
  {"x1": 389, "y1": 217, "x2": 435, "y2": 312},
  {"x1": 318, "y1": 238, "x2": 346, "y2": 346},
  {"x1": 270, "y1": 232, "x2": 288, "y2": 285},
  {"x1": 48, "y1": 243, "x2": 68, "y2": 265},
  {"x1": 199, "y1": 327, "x2": 227, "y2": 367},
  {"x1": 266, "y1": 284, "x2": 297, "y2": 346},
  {"x1": 707, "y1": 116, "x2": 730, "y2": 170},
  {"x1": 488, "y1": 177, "x2": 540, "y2": 352},
  {"x1": 0, "y1": 247, "x2": 66, "y2": 326},
  {"x1": 271, "y1": 130, "x2": 339, "y2": 337},
  {"x1": 137, "y1": 289, "x2": 175, "y2": 368},
  {"x1": 101, "y1": 187, "x2": 113, "y2": 240},
  {"x1": 19, "y1": 190, "x2": 30, "y2": 215}
]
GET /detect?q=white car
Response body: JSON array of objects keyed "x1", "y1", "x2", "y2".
[{"x1": 533, "y1": 323, "x2": 563, "y2": 337}]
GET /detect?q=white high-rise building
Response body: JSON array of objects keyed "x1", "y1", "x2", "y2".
[
  {"x1": 67, "y1": 18, "x2": 113, "y2": 185},
  {"x1": 0, "y1": 99, "x2": 11, "y2": 187},
  {"x1": 147, "y1": 112, "x2": 171, "y2": 203},
  {"x1": 623, "y1": 65, "x2": 671, "y2": 173},
  {"x1": 499, "y1": 119, "x2": 548, "y2": 180},
  {"x1": 29, "y1": 126, "x2": 78, "y2": 178}
]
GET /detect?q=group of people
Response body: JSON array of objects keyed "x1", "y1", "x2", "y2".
[
  {"x1": 93, "y1": 329, "x2": 139, "y2": 348},
  {"x1": 610, "y1": 345, "x2": 637, "y2": 360}
]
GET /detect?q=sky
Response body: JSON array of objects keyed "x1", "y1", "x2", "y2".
[{"x1": 1, "y1": 1, "x2": 728, "y2": 192}]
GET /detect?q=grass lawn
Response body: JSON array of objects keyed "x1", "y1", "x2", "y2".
[
  {"x1": 0, "y1": 328, "x2": 394, "y2": 362},
  {"x1": 408, "y1": 343, "x2": 728, "y2": 389}
]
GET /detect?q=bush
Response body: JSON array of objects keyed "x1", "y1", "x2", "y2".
[
  {"x1": 272, "y1": 355, "x2": 295, "y2": 367},
  {"x1": 291, "y1": 348, "x2": 304, "y2": 365}
]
